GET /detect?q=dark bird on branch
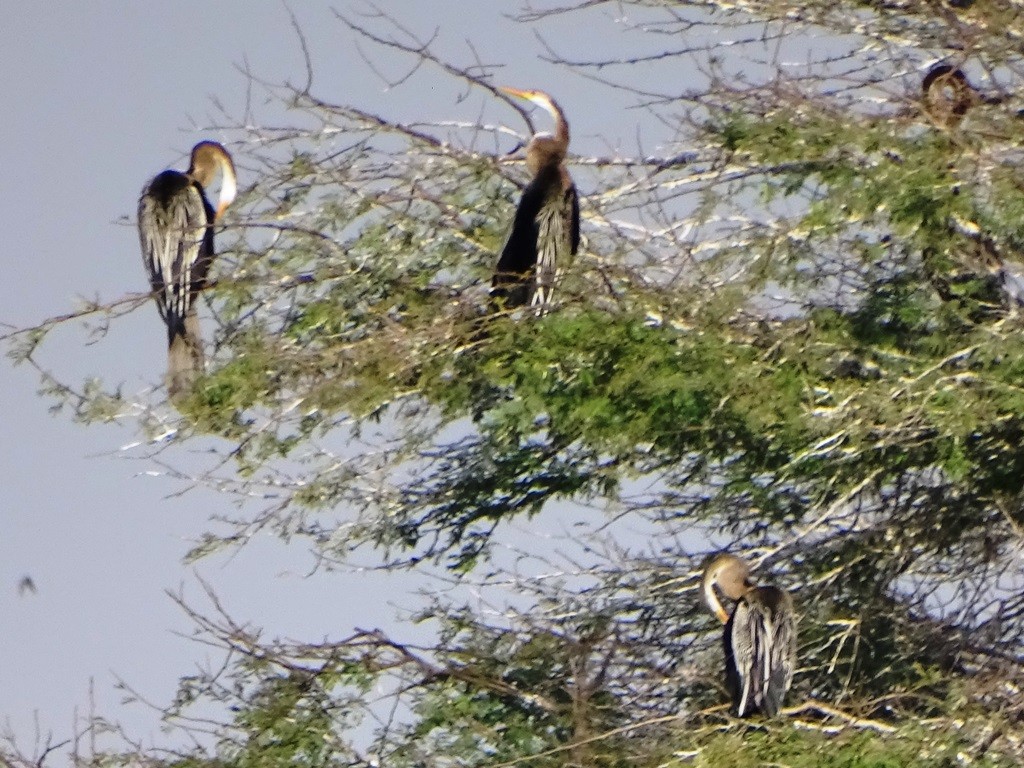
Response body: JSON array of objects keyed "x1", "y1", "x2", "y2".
[
  {"x1": 703, "y1": 554, "x2": 797, "y2": 717},
  {"x1": 491, "y1": 87, "x2": 579, "y2": 313},
  {"x1": 922, "y1": 64, "x2": 1002, "y2": 129},
  {"x1": 138, "y1": 141, "x2": 236, "y2": 398}
]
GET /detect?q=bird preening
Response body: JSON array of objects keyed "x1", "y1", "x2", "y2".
[
  {"x1": 138, "y1": 141, "x2": 236, "y2": 399},
  {"x1": 491, "y1": 87, "x2": 579, "y2": 313},
  {"x1": 921, "y1": 63, "x2": 1003, "y2": 129},
  {"x1": 702, "y1": 553, "x2": 797, "y2": 717}
]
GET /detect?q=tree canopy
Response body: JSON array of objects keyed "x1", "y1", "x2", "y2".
[{"x1": 8, "y1": 1, "x2": 1024, "y2": 766}]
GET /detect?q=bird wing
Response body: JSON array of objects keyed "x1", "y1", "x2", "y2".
[
  {"x1": 138, "y1": 175, "x2": 212, "y2": 337},
  {"x1": 770, "y1": 598, "x2": 797, "y2": 710},
  {"x1": 533, "y1": 169, "x2": 577, "y2": 309},
  {"x1": 492, "y1": 173, "x2": 549, "y2": 308},
  {"x1": 731, "y1": 592, "x2": 795, "y2": 717},
  {"x1": 729, "y1": 600, "x2": 757, "y2": 716}
]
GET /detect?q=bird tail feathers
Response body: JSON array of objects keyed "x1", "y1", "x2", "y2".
[{"x1": 166, "y1": 311, "x2": 204, "y2": 400}]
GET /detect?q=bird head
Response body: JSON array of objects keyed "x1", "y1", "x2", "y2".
[
  {"x1": 702, "y1": 554, "x2": 754, "y2": 623},
  {"x1": 189, "y1": 141, "x2": 237, "y2": 220},
  {"x1": 497, "y1": 87, "x2": 570, "y2": 172},
  {"x1": 498, "y1": 87, "x2": 560, "y2": 119}
]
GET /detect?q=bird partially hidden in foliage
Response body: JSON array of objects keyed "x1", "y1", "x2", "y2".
[
  {"x1": 702, "y1": 554, "x2": 797, "y2": 717},
  {"x1": 917, "y1": 65, "x2": 1024, "y2": 305},
  {"x1": 138, "y1": 141, "x2": 236, "y2": 399},
  {"x1": 921, "y1": 63, "x2": 1002, "y2": 129},
  {"x1": 491, "y1": 87, "x2": 579, "y2": 313}
]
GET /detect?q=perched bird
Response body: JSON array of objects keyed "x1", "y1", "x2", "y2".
[
  {"x1": 919, "y1": 65, "x2": 1024, "y2": 305},
  {"x1": 702, "y1": 554, "x2": 797, "y2": 717},
  {"x1": 491, "y1": 87, "x2": 579, "y2": 312},
  {"x1": 922, "y1": 63, "x2": 1001, "y2": 129},
  {"x1": 138, "y1": 141, "x2": 236, "y2": 398}
]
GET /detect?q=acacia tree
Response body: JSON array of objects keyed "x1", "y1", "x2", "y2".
[{"x1": 9, "y1": 1, "x2": 1024, "y2": 766}]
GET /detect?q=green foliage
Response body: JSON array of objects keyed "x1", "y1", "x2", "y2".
[
  {"x1": 461, "y1": 311, "x2": 803, "y2": 461},
  {"x1": 228, "y1": 675, "x2": 337, "y2": 768},
  {"x1": 677, "y1": 723, "x2": 1012, "y2": 768}
]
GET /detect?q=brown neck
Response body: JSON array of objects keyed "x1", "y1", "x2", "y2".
[
  {"x1": 548, "y1": 97, "x2": 569, "y2": 147},
  {"x1": 187, "y1": 142, "x2": 237, "y2": 220}
]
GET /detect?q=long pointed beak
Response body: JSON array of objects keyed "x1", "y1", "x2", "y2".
[{"x1": 498, "y1": 86, "x2": 532, "y2": 100}]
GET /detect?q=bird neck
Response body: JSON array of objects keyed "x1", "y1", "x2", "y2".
[
  {"x1": 549, "y1": 100, "x2": 570, "y2": 147},
  {"x1": 215, "y1": 163, "x2": 237, "y2": 220},
  {"x1": 703, "y1": 579, "x2": 732, "y2": 625},
  {"x1": 554, "y1": 116, "x2": 569, "y2": 147}
]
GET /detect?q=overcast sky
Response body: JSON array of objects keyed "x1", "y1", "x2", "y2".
[{"x1": 0, "y1": 1, "x2": 673, "y2": 755}]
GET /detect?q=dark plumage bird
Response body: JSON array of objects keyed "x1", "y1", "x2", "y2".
[
  {"x1": 702, "y1": 554, "x2": 797, "y2": 717},
  {"x1": 491, "y1": 87, "x2": 579, "y2": 312},
  {"x1": 922, "y1": 63, "x2": 1001, "y2": 128},
  {"x1": 138, "y1": 141, "x2": 236, "y2": 398}
]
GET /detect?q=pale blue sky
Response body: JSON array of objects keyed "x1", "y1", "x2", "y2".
[
  {"x1": 0, "y1": 4, "x2": 374, "y2": 746},
  {"x1": 0, "y1": 1, "x2": 667, "y2": 752}
]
